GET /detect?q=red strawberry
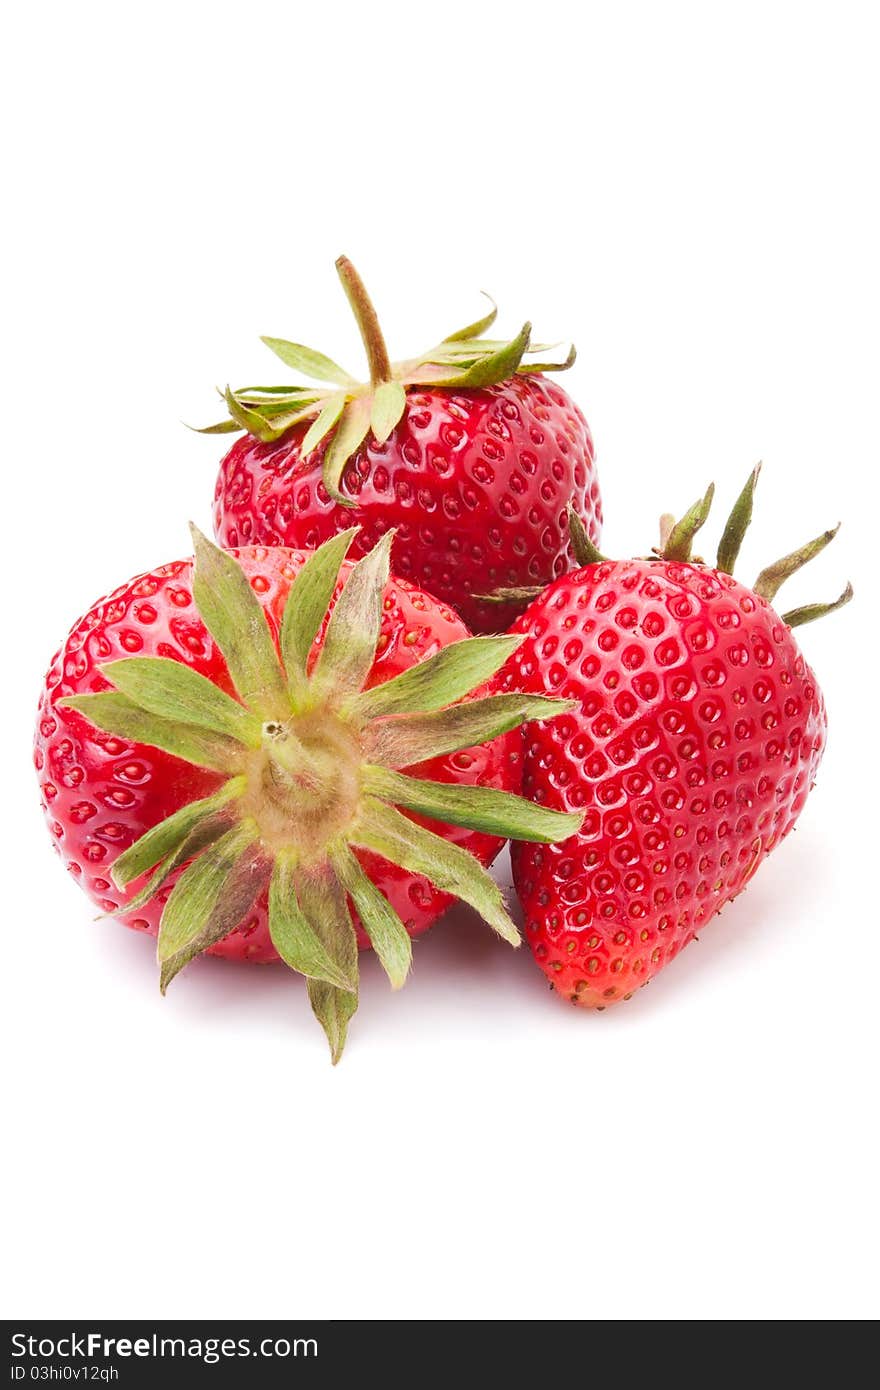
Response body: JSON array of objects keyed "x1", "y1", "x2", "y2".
[
  {"x1": 35, "y1": 528, "x2": 579, "y2": 1057},
  {"x1": 202, "y1": 257, "x2": 601, "y2": 635},
  {"x1": 501, "y1": 473, "x2": 851, "y2": 1006}
]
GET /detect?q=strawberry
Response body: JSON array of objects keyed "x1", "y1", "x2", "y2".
[
  {"x1": 201, "y1": 257, "x2": 602, "y2": 635},
  {"x1": 35, "y1": 528, "x2": 579, "y2": 1058},
  {"x1": 500, "y1": 472, "x2": 852, "y2": 1006}
]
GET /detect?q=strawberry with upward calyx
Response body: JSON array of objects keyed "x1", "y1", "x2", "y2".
[
  {"x1": 35, "y1": 529, "x2": 580, "y2": 1059},
  {"x1": 202, "y1": 257, "x2": 602, "y2": 634},
  {"x1": 501, "y1": 471, "x2": 852, "y2": 1006}
]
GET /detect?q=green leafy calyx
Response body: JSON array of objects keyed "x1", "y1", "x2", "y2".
[
  {"x1": 480, "y1": 473, "x2": 852, "y2": 630},
  {"x1": 647, "y1": 471, "x2": 851, "y2": 628},
  {"x1": 195, "y1": 256, "x2": 576, "y2": 506},
  {"x1": 59, "y1": 528, "x2": 580, "y2": 1061}
]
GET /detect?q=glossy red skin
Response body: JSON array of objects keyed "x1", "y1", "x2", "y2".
[
  {"x1": 35, "y1": 547, "x2": 520, "y2": 962},
  {"x1": 501, "y1": 559, "x2": 827, "y2": 1005},
  {"x1": 213, "y1": 374, "x2": 602, "y2": 635}
]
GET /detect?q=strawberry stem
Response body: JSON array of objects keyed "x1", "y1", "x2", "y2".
[
  {"x1": 263, "y1": 722, "x2": 324, "y2": 794},
  {"x1": 335, "y1": 256, "x2": 392, "y2": 387}
]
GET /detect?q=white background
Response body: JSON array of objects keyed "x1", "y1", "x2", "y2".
[{"x1": 3, "y1": 1, "x2": 877, "y2": 1321}]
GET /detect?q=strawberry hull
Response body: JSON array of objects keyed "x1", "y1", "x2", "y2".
[{"x1": 35, "y1": 548, "x2": 518, "y2": 963}]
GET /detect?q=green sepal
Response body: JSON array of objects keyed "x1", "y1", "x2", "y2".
[
  {"x1": 782, "y1": 582, "x2": 853, "y2": 628},
  {"x1": 454, "y1": 322, "x2": 531, "y2": 387},
  {"x1": 716, "y1": 464, "x2": 761, "y2": 574},
  {"x1": 475, "y1": 586, "x2": 544, "y2": 605},
  {"x1": 519, "y1": 343, "x2": 577, "y2": 374},
  {"x1": 331, "y1": 842, "x2": 412, "y2": 990},
  {"x1": 431, "y1": 337, "x2": 556, "y2": 360},
  {"x1": 234, "y1": 391, "x2": 323, "y2": 415},
  {"x1": 58, "y1": 691, "x2": 242, "y2": 773},
  {"x1": 192, "y1": 388, "x2": 324, "y2": 438},
  {"x1": 190, "y1": 525, "x2": 289, "y2": 720},
  {"x1": 364, "y1": 694, "x2": 576, "y2": 769},
  {"x1": 157, "y1": 822, "x2": 270, "y2": 991},
  {"x1": 191, "y1": 418, "x2": 241, "y2": 436},
  {"x1": 114, "y1": 808, "x2": 237, "y2": 914},
  {"x1": 240, "y1": 402, "x2": 322, "y2": 440},
  {"x1": 415, "y1": 323, "x2": 531, "y2": 389},
  {"x1": 259, "y1": 337, "x2": 356, "y2": 386},
  {"x1": 442, "y1": 293, "x2": 498, "y2": 343},
  {"x1": 223, "y1": 387, "x2": 277, "y2": 443},
  {"x1": 363, "y1": 765, "x2": 583, "y2": 843},
  {"x1": 100, "y1": 657, "x2": 263, "y2": 748},
  {"x1": 307, "y1": 979, "x2": 358, "y2": 1066},
  {"x1": 754, "y1": 524, "x2": 841, "y2": 603},
  {"x1": 110, "y1": 777, "x2": 246, "y2": 889},
  {"x1": 568, "y1": 505, "x2": 607, "y2": 567},
  {"x1": 235, "y1": 384, "x2": 325, "y2": 401},
  {"x1": 658, "y1": 513, "x2": 676, "y2": 551},
  {"x1": 347, "y1": 634, "x2": 525, "y2": 721},
  {"x1": 300, "y1": 392, "x2": 347, "y2": 456},
  {"x1": 299, "y1": 863, "x2": 359, "y2": 1061},
  {"x1": 279, "y1": 528, "x2": 359, "y2": 694},
  {"x1": 663, "y1": 483, "x2": 716, "y2": 563},
  {"x1": 309, "y1": 531, "x2": 394, "y2": 704},
  {"x1": 320, "y1": 395, "x2": 372, "y2": 505},
  {"x1": 268, "y1": 852, "x2": 358, "y2": 991},
  {"x1": 296, "y1": 862, "x2": 359, "y2": 986},
  {"x1": 353, "y1": 798, "x2": 520, "y2": 947},
  {"x1": 370, "y1": 380, "x2": 407, "y2": 444}
]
